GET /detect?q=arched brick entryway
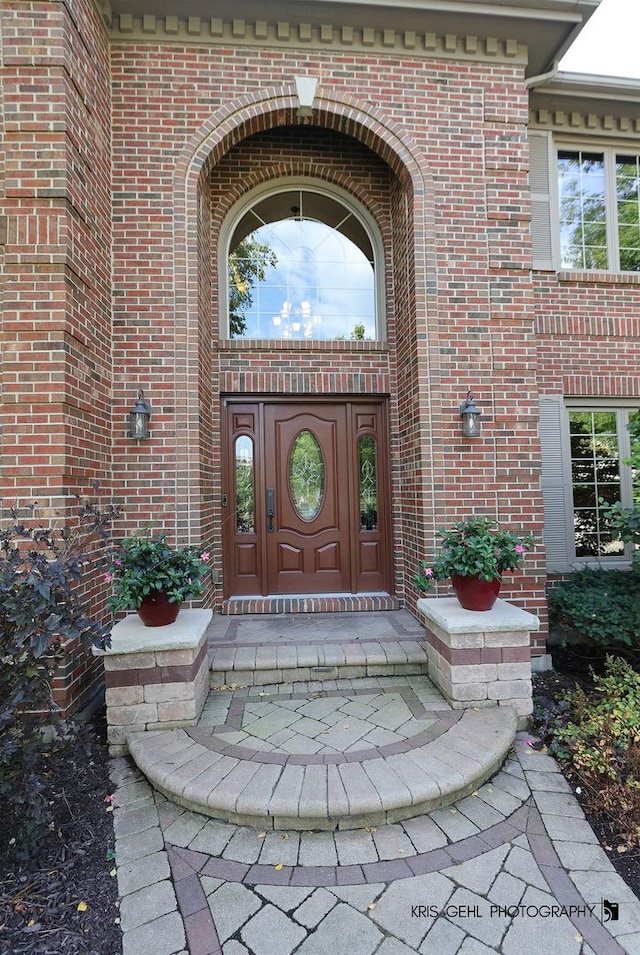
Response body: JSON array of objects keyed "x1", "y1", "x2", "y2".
[{"x1": 172, "y1": 87, "x2": 439, "y2": 606}]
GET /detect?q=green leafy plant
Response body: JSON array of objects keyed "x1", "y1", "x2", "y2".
[
  {"x1": 532, "y1": 693, "x2": 573, "y2": 760},
  {"x1": 555, "y1": 657, "x2": 640, "y2": 788},
  {"x1": 107, "y1": 532, "x2": 210, "y2": 612},
  {"x1": 0, "y1": 493, "x2": 118, "y2": 858},
  {"x1": 548, "y1": 565, "x2": 640, "y2": 650},
  {"x1": 413, "y1": 515, "x2": 535, "y2": 593},
  {"x1": 532, "y1": 658, "x2": 640, "y2": 848}
]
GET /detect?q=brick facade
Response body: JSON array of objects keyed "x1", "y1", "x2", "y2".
[
  {"x1": 535, "y1": 276, "x2": 640, "y2": 400},
  {"x1": 1, "y1": 0, "x2": 631, "y2": 711},
  {"x1": 1, "y1": 0, "x2": 113, "y2": 714}
]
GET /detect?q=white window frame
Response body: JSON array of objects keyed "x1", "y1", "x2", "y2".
[
  {"x1": 218, "y1": 177, "x2": 386, "y2": 341},
  {"x1": 562, "y1": 399, "x2": 639, "y2": 568},
  {"x1": 553, "y1": 141, "x2": 640, "y2": 273}
]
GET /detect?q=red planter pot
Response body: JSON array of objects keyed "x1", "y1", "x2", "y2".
[
  {"x1": 137, "y1": 591, "x2": 180, "y2": 627},
  {"x1": 451, "y1": 574, "x2": 501, "y2": 612}
]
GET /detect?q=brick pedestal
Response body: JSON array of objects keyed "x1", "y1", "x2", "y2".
[
  {"x1": 93, "y1": 609, "x2": 212, "y2": 755},
  {"x1": 416, "y1": 597, "x2": 539, "y2": 725}
]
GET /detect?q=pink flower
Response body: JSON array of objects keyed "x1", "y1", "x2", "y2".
[
  {"x1": 113, "y1": 558, "x2": 123, "y2": 567},
  {"x1": 423, "y1": 567, "x2": 434, "y2": 577},
  {"x1": 104, "y1": 572, "x2": 113, "y2": 583},
  {"x1": 200, "y1": 551, "x2": 210, "y2": 562},
  {"x1": 515, "y1": 544, "x2": 525, "y2": 554}
]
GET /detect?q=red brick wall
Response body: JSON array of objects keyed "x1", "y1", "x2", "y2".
[
  {"x1": 535, "y1": 275, "x2": 640, "y2": 398},
  {"x1": 109, "y1": 43, "x2": 546, "y2": 642},
  {"x1": 0, "y1": 0, "x2": 113, "y2": 714},
  {"x1": 534, "y1": 274, "x2": 640, "y2": 647},
  {"x1": 2, "y1": 13, "x2": 565, "y2": 703}
]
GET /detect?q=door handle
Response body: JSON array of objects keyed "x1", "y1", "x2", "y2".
[{"x1": 266, "y1": 488, "x2": 275, "y2": 533}]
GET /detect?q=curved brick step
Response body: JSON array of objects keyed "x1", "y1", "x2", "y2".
[
  {"x1": 209, "y1": 639, "x2": 429, "y2": 688},
  {"x1": 128, "y1": 706, "x2": 517, "y2": 830}
]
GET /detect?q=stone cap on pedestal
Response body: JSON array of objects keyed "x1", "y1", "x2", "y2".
[
  {"x1": 417, "y1": 597, "x2": 539, "y2": 634},
  {"x1": 93, "y1": 608, "x2": 213, "y2": 656}
]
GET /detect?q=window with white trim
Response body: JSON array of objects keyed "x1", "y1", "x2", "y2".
[
  {"x1": 539, "y1": 397, "x2": 639, "y2": 571},
  {"x1": 557, "y1": 147, "x2": 640, "y2": 272},
  {"x1": 222, "y1": 183, "x2": 383, "y2": 341},
  {"x1": 528, "y1": 132, "x2": 640, "y2": 274}
]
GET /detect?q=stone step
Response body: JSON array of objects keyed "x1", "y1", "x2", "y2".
[
  {"x1": 128, "y1": 703, "x2": 517, "y2": 831},
  {"x1": 209, "y1": 640, "x2": 429, "y2": 688}
]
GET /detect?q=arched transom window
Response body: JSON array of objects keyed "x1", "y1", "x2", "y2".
[{"x1": 225, "y1": 185, "x2": 381, "y2": 340}]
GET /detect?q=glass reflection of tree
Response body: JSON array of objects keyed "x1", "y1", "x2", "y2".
[
  {"x1": 630, "y1": 411, "x2": 640, "y2": 505},
  {"x1": 289, "y1": 431, "x2": 324, "y2": 521},
  {"x1": 235, "y1": 437, "x2": 255, "y2": 533},
  {"x1": 570, "y1": 412, "x2": 622, "y2": 556},
  {"x1": 559, "y1": 151, "x2": 640, "y2": 271},
  {"x1": 559, "y1": 152, "x2": 608, "y2": 270},
  {"x1": 616, "y1": 156, "x2": 640, "y2": 272},
  {"x1": 229, "y1": 238, "x2": 278, "y2": 337},
  {"x1": 359, "y1": 436, "x2": 377, "y2": 530}
]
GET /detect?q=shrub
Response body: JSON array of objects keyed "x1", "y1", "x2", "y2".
[
  {"x1": 535, "y1": 657, "x2": 640, "y2": 848},
  {"x1": 548, "y1": 565, "x2": 640, "y2": 650},
  {"x1": 0, "y1": 494, "x2": 117, "y2": 858},
  {"x1": 556, "y1": 657, "x2": 640, "y2": 784},
  {"x1": 532, "y1": 693, "x2": 573, "y2": 760}
]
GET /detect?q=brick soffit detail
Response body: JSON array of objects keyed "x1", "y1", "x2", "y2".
[{"x1": 103, "y1": 11, "x2": 527, "y2": 65}]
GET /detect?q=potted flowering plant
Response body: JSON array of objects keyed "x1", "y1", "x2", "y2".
[
  {"x1": 413, "y1": 516, "x2": 535, "y2": 611},
  {"x1": 106, "y1": 532, "x2": 210, "y2": 626}
]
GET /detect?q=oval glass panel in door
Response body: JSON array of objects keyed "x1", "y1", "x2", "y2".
[
  {"x1": 359, "y1": 435, "x2": 378, "y2": 529},
  {"x1": 235, "y1": 435, "x2": 255, "y2": 532},
  {"x1": 289, "y1": 429, "x2": 325, "y2": 521}
]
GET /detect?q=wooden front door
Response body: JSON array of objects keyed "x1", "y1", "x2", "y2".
[{"x1": 223, "y1": 399, "x2": 391, "y2": 597}]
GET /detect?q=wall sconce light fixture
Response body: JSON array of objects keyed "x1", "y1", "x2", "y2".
[
  {"x1": 129, "y1": 389, "x2": 151, "y2": 440},
  {"x1": 459, "y1": 389, "x2": 481, "y2": 438}
]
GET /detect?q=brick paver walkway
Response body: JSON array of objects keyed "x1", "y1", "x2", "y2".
[
  {"x1": 112, "y1": 735, "x2": 640, "y2": 955},
  {"x1": 128, "y1": 675, "x2": 515, "y2": 829},
  {"x1": 111, "y1": 611, "x2": 640, "y2": 954}
]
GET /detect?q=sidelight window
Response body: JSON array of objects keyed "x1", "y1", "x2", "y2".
[
  {"x1": 358, "y1": 435, "x2": 378, "y2": 530},
  {"x1": 235, "y1": 436, "x2": 255, "y2": 533}
]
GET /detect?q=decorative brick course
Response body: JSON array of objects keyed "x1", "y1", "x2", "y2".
[
  {"x1": 417, "y1": 598, "x2": 539, "y2": 723},
  {"x1": 224, "y1": 595, "x2": 401, "y2": 615},
  {"x1": 94, "y1": 610, "x2": 213, "y2": 755},
  {"x1": 105, "y1": 640, "x2": 210, "y2": 689}
]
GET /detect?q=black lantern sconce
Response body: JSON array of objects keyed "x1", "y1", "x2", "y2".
[
  {"x1": 129, "y1": 389, "x2": 151, "y2": 440},
  {"x1": 459, "y1": 389, "x2": 481, "y2": 438}
]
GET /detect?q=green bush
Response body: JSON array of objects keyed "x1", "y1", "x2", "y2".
[
  {"x1": 555, "y1": 656, "x2": 640, "y2": 785},
  {"x1": 548, "y1": 565, "x2": 640, "y2": 649},
  {"x1": 537, "y1": 657, "x2": 640, "y2": 848},
  {"x1": 0, "y1": 495, "x2": 117, "y2": 858}
]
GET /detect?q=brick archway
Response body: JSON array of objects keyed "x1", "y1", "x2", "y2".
[{"x1": 172, "y1": 86, "x2": 440, "y2": 606}]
